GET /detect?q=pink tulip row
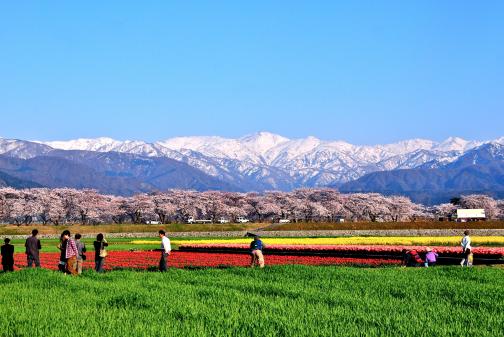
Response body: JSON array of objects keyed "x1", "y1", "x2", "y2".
[{"x1": 179, "y1": 244, "x2": 504, "y2": 257}]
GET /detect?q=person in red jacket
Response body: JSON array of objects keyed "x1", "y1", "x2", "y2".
[{"x1": 402, "y1": 249, "x2": 423, "y2": 267}]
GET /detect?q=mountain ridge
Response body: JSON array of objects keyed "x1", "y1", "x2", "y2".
[{"x1": 1, "y1": 133, "x2": 503, "y2": 197}]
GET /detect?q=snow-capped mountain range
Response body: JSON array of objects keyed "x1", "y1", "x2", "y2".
[{"x1": 0, "y1": 132, "x2": 503, "y2": 192}]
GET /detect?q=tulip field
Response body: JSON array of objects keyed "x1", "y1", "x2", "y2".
[
  {"x1": 10, "y1": 250, "x2": 400, "y2": 271},
  {"x1": 166, "y1": 236, "x2": 504, "y2": 246}
]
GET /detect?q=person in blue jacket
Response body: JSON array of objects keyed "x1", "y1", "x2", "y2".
[{"x1": 250, "y1": 235, "x2": 265, "y2": 268}]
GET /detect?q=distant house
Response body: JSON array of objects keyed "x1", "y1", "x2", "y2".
[
  {"x1": 334, "y1": 216, "x2": 345, "y2": 223},
  {"x1": 454, "y1": 209, "x2": 486, "y2": 222}
]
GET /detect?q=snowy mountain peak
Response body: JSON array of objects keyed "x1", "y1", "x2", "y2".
[
  {"x1": 492, "y1": 137, "x2": 504, "y2": 145},
  {"x1": 240, "y1": 132, "x2": 290, "y2": 154},
  {"x1": 377, "y1": 138, "x2": 436, "y2": 156},
  {"x1": 40, "y1": 137, "x2": 123, "y2": 152},
  {"x1": 436, "y1": 137, "x2": 476, "y2": 152}
]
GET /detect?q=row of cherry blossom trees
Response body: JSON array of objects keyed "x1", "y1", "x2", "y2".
[{"x1": 0, "y1": 188, "x2": 502, "y2": 225}]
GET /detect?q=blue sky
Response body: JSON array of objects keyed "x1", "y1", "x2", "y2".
[{"x1": 0, "y1": 1, "x2": 503, "y2": 144}]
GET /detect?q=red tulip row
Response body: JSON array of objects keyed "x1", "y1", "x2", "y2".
[
  {"x1": 179, "y1": 244, "x2": 504, "y2": 257},
  {"x1": 10, "y1": 251, "x2": 399, "y2": 271}
]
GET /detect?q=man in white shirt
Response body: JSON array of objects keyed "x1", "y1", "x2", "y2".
[
  {"x1": 158, "y1": 230, "x2": 171, "y2": 272},
  {"x1": 460, "y1": 230, "x2": 472, "y2": 267}
]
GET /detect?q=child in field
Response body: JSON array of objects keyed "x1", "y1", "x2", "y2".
[
  {"x1": 424, "y1": 247, "x2": 438, "y2": 267},
  {"x1": 250, "y1": 235, "x2": 265, "y2": 268}
]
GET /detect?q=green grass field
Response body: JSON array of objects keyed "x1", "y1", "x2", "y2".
[{"x1": 1, "y1": 266, "x2": 503, "y2": 337}]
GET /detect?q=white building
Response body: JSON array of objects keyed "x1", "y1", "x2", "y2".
[{"x1": 455, "y1": 209, "x2": 486, "y2": 222}]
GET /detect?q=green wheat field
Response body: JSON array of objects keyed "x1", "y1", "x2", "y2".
[{"x1": 1, "y1": 266, "x2": 503, "y2": 337}]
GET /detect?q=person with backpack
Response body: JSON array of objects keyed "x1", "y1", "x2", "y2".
[
  {"x1": 1, "y1": 238, "x2": 15, "y2": 272},
  {"x1": 93, "y1": 233, "x2": 108, "y2": 273}
]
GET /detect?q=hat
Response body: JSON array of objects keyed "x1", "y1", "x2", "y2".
[{"x1": 426, "y1": 247, "x2": 432, "y2": 252}]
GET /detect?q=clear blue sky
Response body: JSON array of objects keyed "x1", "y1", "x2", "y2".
[{"x1": 1, "y1": 1, "x2": 503, "y2": 144}]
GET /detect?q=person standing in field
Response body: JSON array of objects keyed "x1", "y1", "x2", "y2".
[
  {"x1": 250, "y1": 235, "x2": 265, "y2": 268},
  {"x1": 75, "y1": 234, "x2": 86, "y2": 275},
  {"x1": 93, "y1": 233, "x2": 108, "y2": 273},
  {"x1": 158, "y1": 230, "x2": 171, "y2": 272},
  {"x1": 424, "y1": 247, "x2": 438, "y2": 267},
  {"x1": 1, "y1": 238, "x2": 15, "y2": 272},
  {"x1": 25, "y1": 229, "x2": 42, "y2": 268},
  {"x1": 62, "y1": 230, "x2": 78, "y2": 276},
  {"x1": 57, "y1": 233, "x2": 67, "y2": 272},
  {"x1": 460, "y1": 230, "x2": 472, "y2": 267}
]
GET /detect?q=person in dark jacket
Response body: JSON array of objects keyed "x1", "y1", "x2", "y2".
[
  {"x1": 57, "y1": 233, "x2": 67, "y2": 272},
  {"x1": 1, "y1": 238, "x2": 15, "y2": 272},
  {"x1": 93, "y1": 233, "x2": 108, "y2": 273},
  {"x1": 25, "y1": 229, "x2": 42, "y2": 268}
]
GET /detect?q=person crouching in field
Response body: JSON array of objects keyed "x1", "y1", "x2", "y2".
[
  {"x1": 62, "y1": 230, "x2": 78, "y2": 276},
  {"x1": 158, "y1": 230, "x2": 171, "y2": 272},
  {"x1": 1, "y1": 238, "x2": 15, "y2": 272},
  {"x1": 402, "y1": 249, "x2": 423, "y2": 267},
  {"x1": 94, "y1": 233, "x2": 108, "y2": 273},
  {"x1": 424, "y1": 247, "x2": 438, "y2": 267},
  {"x1": 75, "y1": 234, "x2": 86, "y2": 275},
  {"x1": 250, "y1": 235, "x2": 265, "y2": 268}
]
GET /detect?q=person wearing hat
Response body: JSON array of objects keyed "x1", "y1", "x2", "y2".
[
  {"x1": 250, "y1": 235, "x2": 265, "y2": 268},
  {"x1": 424, "y1": 247, "x2": 438, "y2": 267}
]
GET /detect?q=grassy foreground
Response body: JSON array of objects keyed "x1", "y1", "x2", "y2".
[{"x1": 1, "y1": 266, "x2": 503, "y2": 337}]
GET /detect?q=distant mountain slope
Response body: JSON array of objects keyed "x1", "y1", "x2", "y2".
[
  {"x1": 47, "y1": 150, "x2": 242, "y2": 192},
  {"x1": 0, "y1": 170, "x2": 42, "y2": 189},
  {"x1": 0, "y1": 138, "x2": 53, "y2": 159},
  {"x1": 339, "y1": 143, "x2": 504, "y2": 204},
  {"x1": 0, "y1": 151, "x2": 241, "y2": 195}
]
